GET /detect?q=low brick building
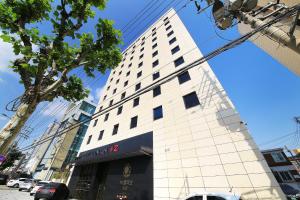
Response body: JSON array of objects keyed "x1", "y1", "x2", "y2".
[{"x1": 262, "y1": 148, "x2": 300, "y2": 195}]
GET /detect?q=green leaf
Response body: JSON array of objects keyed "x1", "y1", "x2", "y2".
[{"x1": 0, "y1": 34, "x2": 11, "y2": 42}]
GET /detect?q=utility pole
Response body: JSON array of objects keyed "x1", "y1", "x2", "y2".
[{"x1": 194, "y1": 0, "x2": 300, "y2": 75}]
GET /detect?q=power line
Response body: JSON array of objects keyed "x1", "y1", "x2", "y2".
[{"x1": 121, "y1": 0, "x2": 161, "y2": 32}]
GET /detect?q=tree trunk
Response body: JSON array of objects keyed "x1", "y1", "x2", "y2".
[{"x1": 0, "y1": 102, "x2": 37, "y2": 155}]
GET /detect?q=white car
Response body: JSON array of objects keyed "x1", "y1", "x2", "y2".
[
  {"x1": 19, "y1": 179, "x2": 35, "y2": 192},
  {"x1": 30, "y1": 181, "x2": 51, "y2": 196},
  {"x1": 6, "y1": 178, "x2": 27, "y2": 188},
  {"x1": 184, "y1": 191, "x2": 241, "y2": 200}
]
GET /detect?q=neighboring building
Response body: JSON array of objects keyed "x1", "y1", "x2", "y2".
[
  {"x1": 261, "y1": 148, "x2": 300, "y2": 195},
  {"x1": 23, "y1": 122, "x2": 60, "y2": 174},
  {"x1": 68, "y1": 9, "x2": 285, "y2": 200},
  {"x1": 238, "y1": 0, "x2": 300, "y2": 76},
  {"x1": 34, "y1": 100, "x2": 96, "y2": 182}
]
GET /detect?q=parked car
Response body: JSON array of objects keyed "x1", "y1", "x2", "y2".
[
  {"x1": 30, "y1": 181, "x2": 52, "y2": 196},
  {"x1": 34, "y1": 182, "x2": 69, "y2": 200},
  {"x1": 280, "y1": 184, "x2": 300, "y2": 200},
  {"x1": 6, "y1": 178, "x2": 27, "y2": 188},
  {"x1": 19, "y1": 179, "x2": 35, "y2": 192},
  {"x1": 184, "y1": 192, "x2": 241, "y2": 200},
  {"x1": 0, "y1": 174, "x2": 8, "y2": 185}
]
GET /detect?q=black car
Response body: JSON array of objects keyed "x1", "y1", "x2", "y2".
[
  {"x1": 0, "y1": 174, "x2": 8, "y2": 185},
  {"x1": 34, "y1": 182, "x2": 69, "y2": 200}
]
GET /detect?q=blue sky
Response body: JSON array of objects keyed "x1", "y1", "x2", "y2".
[{"x1": 0, "y1": 0, "x2": 299, "y2": 151}]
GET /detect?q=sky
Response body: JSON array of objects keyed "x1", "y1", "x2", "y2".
[{"x1": 0, "y1": 0, "x2": 300, "y2": 151}]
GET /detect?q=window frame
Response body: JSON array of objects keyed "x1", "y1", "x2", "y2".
[
  {"x1": 183, "y1": 91, "x2": 200, "y2": 109},
  {"x1": 153, "y1": 105, "x2": 163, "y2": 120},
  {"x1": 112, "y1": 124, "x2": 119, "y2": 135},
  {"x1": 130, "y1": 116, "x2": 138, "y2": 129},
  {"x1": 98, "y1": 130, "x2": 104, "y2": 140}
]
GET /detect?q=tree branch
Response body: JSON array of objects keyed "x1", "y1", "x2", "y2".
[
  {"x1": 40, "y1": 68, "x2": 68, "y2": 97},
  {"x1": 14, "y1": 58, "x2": 32, "y2": 90}
]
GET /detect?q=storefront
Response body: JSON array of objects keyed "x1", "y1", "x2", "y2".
[{"x1": 68, "y1": 132, "x2": 153, "y2": 200}]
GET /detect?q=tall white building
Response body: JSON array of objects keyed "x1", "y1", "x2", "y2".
[{"x1": 68, "y1": 9, "x2": 286, "y2": 200}]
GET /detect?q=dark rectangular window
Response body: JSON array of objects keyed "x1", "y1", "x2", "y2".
[
  {"x1": 130, "y1": 56, "x2": 133, "y2": 60},
  {"x1": 117, "y1": 106, "x2": 123, "y2": 115},
  {"x1": 183, "y1": 92, "x2": 200, "y2": 109},
  {"x1": 128, "y1": 63, "x2": 132, "y2": 68},
  {"x1": 142, "y1": 36, "x2": 145, "y2": 41},
  {"x1": 133, "y1": 45, "x2": 136, "y2": 49},
  {"x1": 121, "y1": 92, "x2": 126, "y2": 99},
  {"x1": 152, "y1": 43, "x2": 157, "y2": 49},
  {"x1": 121, "y1": 64, "x2": 124, "y2": 68},
  {"x1": 135, "y1": 82, "x2": 141, "y2": 91},
  {"x1": 116, "y1": 79, "x2": 119, "y2": 84},
  {"x1": 166, "y1": 25, "x2": 172, "y2": 31},
  {"x1": 98, "y1": 130, "x2": 104, "y2": 140},
  {"x1": 174, "y1": 56, "x2": 185, "y2": 67},
  {"x1": 124, "y1": 81, "x2": 128, "y2": 87},
  {"x1": 171, "y1": 45, "x2": 180, "y2": 54},
  {"x1": 87, "y1": 135, "x2": 92, "y2": 144},
  {"x1": 153, "y1": 86, "x2": 161, "y2": 97},
  {"x1": 152, "y1": 37, "x2": 157, "y2": 42},
  {"x1": 153, "y1": 71, "x2": 160, "y2": 80},
  {"x1": 178, "y1": 71, "x2": 191, "y2": 84},
  {"x1": 137, "y1": 71, "x2": 142, "y2": 78},
  {"x1": 130, "y1": 116, "x2": 138, "y2": 129},
  {"x1": 139, "y1": 54, "x2": 144, "y2": 59},
  {"x1": 153, "y1": 106, "x2": 163, "y2": 120},
  {"x1": 113, "y1": 71, "x2": 116, "y2": 75},
  {"x1": 104, "y1": 113, "x2": 109, "y2": 121},
  {"x1": 153, "y1": 60, "x2": 159, "y2": 67},
  {"x1": 103, "y1": 95, "x2": 107, "y2": 100},
  {"x1": 107, "y1": 86, "x2": 110, "y2": 91},
  {"x1": 112, "y1": 124, "x2": 119, "y2": 135},
  {"x1": 133, "y1": 97, "x2": 139, "y2": 107},
  {"x1": 167, "y1": 30, "x2": 174, "y2": 37},
  {"x1": 138, "y1": 62, "x2": 143, "y2": 68},
  {"x1": 119, "y1": 71, "x2": 122, "y2": 75},
  {"x1": 163, "y1": 17, "x2": 169, "y2": 22},
  {"x1": 110, "y1": 77, "x2": 113, "y2": 82},
  {"x1": 113, "y1": 89, "x2": 117, "y2": 94},
  {"x1": 152, "y1": 32, "x2": 156, "y2": 37},
  {"x1": 152, "y1": 50, "x2": 158, "y2": 57},
  {"x1": 140, "y1": 47, "x2": 144, "y2": 52},
  {"x1": 164, "y1": 21, "x2": 170, "y2": 26},
  {"x1": 126, "y1": 71, "x2": 130, "y2": 76},
  {"x1": 93, "y1": 119, "x2": 98, "y2": 127},
  {"x1": 99, "y1": 106, "x2": 103, "y2": 111},
  {"x1": 152, "y1": 27, "x2": 156, "y2": 32},
  {"x1": 109, "y1": 100, "x2": 113, "y2": 106},
  {"x1": 141, "y1": 41, "x2": 145, "y2": 46},
  {"x1": 169, "y1": 37, "x2": 176, "y2": 45}
]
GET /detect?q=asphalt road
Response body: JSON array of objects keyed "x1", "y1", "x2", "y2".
[{"x1": 0, "y1": 185, "x2": 34, "y2": 200}]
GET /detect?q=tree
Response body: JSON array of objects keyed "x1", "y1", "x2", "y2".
[
  {"x1": 0, "y1": 0, "x2": 122, "y2": 154},
  {"x1": 0, "y1": 146, "x2": 23, "y2": 171}
]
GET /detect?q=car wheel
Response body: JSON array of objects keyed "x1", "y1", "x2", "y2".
[
  {"x1": 30, "y1": 193, "x2": 33, "y2": 196},
  {"x1": 18, "y1": 188, "x2": 22, "y2": 191},
  {"x1": 13, "y1": 183, "x2": 19, "y2": 188}
]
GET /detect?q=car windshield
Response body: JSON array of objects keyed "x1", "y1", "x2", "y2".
[
  {"x1": 42, "y1": 183, "x2": 60, "y2": 188},
  {"x1": 19, "y1": 178, "x2": 26, "y2": 181},
  {"x1": 37, "y1": 182, "x2": 49, "y2": 186},
  {"x1": 24, "y1": 179, "x2": 32, "y2": 183}
]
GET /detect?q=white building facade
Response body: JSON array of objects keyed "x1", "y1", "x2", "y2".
[{"x1": 68, "y1": 9, "x2": 286, "y2": 200}]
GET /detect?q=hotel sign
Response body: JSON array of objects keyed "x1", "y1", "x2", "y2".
[{"x1": 75, "y1": 132, "x2": 153, "y2": 165}]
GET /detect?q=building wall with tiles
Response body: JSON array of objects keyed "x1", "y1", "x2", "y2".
[{"x1": 79, "y1": 8, "x2": 286, "y2": 200}]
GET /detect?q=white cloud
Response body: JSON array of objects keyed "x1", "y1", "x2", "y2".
[
  {"x1": 0, "y1": 39, "x2": 17, "y2": 75},
  {"x1": 95, "y1": 87, "x2": 104, "y2": 101},
  {"x1": 0, "y1": 115, "x2": 8, "y2": 121},
  {"x1": 41, "y1": 99, "x2": 68, "y2": 120}
]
